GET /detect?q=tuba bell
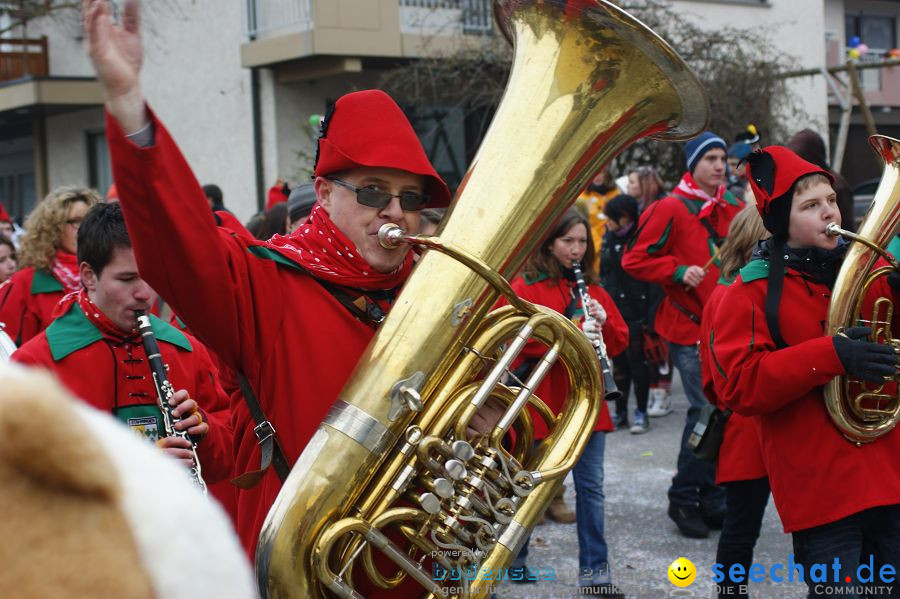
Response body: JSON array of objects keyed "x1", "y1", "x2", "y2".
[
  {"x1": 825, "y1": 135, "x2": 900, "y2": 445},
  {"x1": 256, "y1": 1, "x2": 708, "y2": 597}
]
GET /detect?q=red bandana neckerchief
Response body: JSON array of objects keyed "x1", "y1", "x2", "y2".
[
  {"x1": 673, "y1": 172, "x2": 727, "y2": 221},
  {"x1": 54, "y1": 289, "x2": 138, "y2": 342},
  {"x1": 266, "y1": 204, "x2": 413, "y2": 292},
  {"x1": 51, "y1": 249, "x2": 81, "y2": 294}
]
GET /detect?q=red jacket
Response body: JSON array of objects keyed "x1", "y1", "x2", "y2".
[
  {"x1": 12, "y1": 303, "x2": 234, "y2": 484},
  {"x1": 710, "y1": 259, "x2": 900, "y2": 532},
  {"x1": 510, "y1": 273, "x2": 629, "y2": 438},
  {"x1": 700, "y1": 282, "x2": 766, "y2": 485},
  {"x1": 0, "y1": 267, "x2": 67, "y2": 346},
  {"x1": 106, "y1": 111, "x2": 376, "y2": 556},
  {"x1": 622, "y1": 189, "x2": 743, "y2": 344}
]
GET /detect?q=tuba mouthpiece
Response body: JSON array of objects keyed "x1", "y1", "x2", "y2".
[
  {"x1": 826, "y1": 222, "x2": 845, "y2": 237},
  {"x1": 377, "y1": 223, "x2": 406, "y2": 249}
]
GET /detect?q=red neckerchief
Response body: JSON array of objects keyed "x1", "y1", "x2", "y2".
[
  {"x1": 673, "y1": 172, "x2": 727, "y2": 221},
  {"x1": 266, "y1": 204, "x2": 413, "y2": 291},
  {"x1": 53, "y1": 289, "x2": 138, "y2": 342},
  {"x1": 51, "y1": 249, "x2": 81, "y2": 294}
]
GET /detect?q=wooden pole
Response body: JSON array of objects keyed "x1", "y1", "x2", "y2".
[
  {"x1": 846, "y1": 59, "x2": 878, "y2": 139},
  {"x1": 779, "y1": 57, "x2": 900, "y2": 80}
]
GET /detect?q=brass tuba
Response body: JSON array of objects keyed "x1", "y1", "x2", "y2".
[
  {"x1": 256, "y1": 1, "x2": 708, "y2": 597},
  {"x1": 825, "y1": 135, "x2": 900, "y2": 445}
]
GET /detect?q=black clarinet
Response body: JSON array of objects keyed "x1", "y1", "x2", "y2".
[
  {"x1": 571, "y1": 261, "x2": 622, "y2": 400},
  {"x1": 135, "y1": 310, "x2": 208, "y2": 494}
]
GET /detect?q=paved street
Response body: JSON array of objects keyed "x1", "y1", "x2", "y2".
[{"x1": 495, "y1": 372, "x2": 809, "y2": 599}]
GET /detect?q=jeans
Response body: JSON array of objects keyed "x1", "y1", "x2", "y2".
[
  {"x1": 512, "y1": 432, "x2": 611, "y2": 586},
  {"x1": 716, "y1": 477, "x2": 771, "y2": 599},
  {"x1": 666, "y1": 342, "x2": 725, "y2": 513},
  {"x1": 792, "y1": 504, "x2": 900, "y2": 598}
]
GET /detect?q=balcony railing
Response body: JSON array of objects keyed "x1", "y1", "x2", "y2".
[
  {"x1": 401, "y1": 0, "x2": 493, "y2": 33},
  {"x1": 245, "y1": 0, "x2": 312, "y2": 38},
  {"x1": 0, "y1": 36, "x2": 48, "y2": 83}
]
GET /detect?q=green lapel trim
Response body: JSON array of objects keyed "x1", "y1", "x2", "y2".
[
  {"x1": 46, "y1": 304, "x2": 191, "y2": 361},
  {"x1": 709, "y1": 329, "x2": 728, "y2": 381},
  {"x1": 522, "y1": 271, "x2": 551, "y2": 286},
  {"x1": 722, "y1": 190, "x2": 741, "y2": 207},
  {"x1": 671, "y1": 193, "x2": 702, "y2": 216},
  {"x1": 31, "y1": 269, "x2": 64, "y2": 294},
  {"x1": 739, "y1": 259, "x2": 771, "y2": 283},
  {"x1": 648, "y1": 219, "x2": 674, "y2": 254},
  {"x1": 46, "y1": 304, "x2": 102, "y2": 361},
  {"x1": 718, "y1": 274, "x2": 735, "y2": 286},
  {"x1": 247, "y1": 245, "x2": 304, "y2": 271},
  {"x1": 750, "y1": 307, "x2": 755, "y2": 351},
  {"x1": 150, "y1": 314, "x2": 192, "y2": 352}
]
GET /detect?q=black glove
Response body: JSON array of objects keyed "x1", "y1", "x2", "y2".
[
  {"x1": 888, "y1": 269, "x2": 900, "y2": 292},
  {"x1": 832, "y1": 326, "x2": 898, "y2": 384}
]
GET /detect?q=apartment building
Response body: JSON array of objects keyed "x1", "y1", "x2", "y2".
[{"x1": 0, "y1": 0, "x2": 887, "y2": 222}]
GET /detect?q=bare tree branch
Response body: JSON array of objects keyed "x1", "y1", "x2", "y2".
[{"x1": 378, "y1": 0, "x2": 808, "y2": 186}]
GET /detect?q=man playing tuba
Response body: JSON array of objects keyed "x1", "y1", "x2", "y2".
[{"x1": 81, "y1": 0, "x2": 453, "y2": 569}]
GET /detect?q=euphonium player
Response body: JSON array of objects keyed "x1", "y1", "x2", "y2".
[
  {"x1": 11, "y1": 202, "x2": 235, "y2": 488},
  {"x1": 506, "y1": 207, "x2": 629, "y2": 597},
  {"x1": 709, "y1": 146, "x2": 900, "y2": 598}
]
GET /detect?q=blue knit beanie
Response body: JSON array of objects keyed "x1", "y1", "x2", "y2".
[{"x1": 685, "y1": 131, "x2": 727, "y2": 173}]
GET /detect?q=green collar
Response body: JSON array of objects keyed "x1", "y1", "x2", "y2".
[
  {"x1": 247, "y1": 245, "x2": 304, "y2": 271},
  {"x1": 46, "y1": 303, "x2": 192, "y2": 361},
  {"x1": 739, "y1": 259, "x2": 772, "y2": 283},
  {"x1": 31, "y1": 269, "x2": 64, "y2": 294},
  {"x1": 521, "y1": 271, "x2": 551, "y2": 286},
  {"x1": 722, "y1": 190, "x2": 741, "y2": 207}
]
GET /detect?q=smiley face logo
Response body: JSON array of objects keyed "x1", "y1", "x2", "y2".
[{"x1": 668, "y1": 557, "x2": 696, "y2": 587}]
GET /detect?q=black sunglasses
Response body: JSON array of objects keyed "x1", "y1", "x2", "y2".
[{"x1": 327, "y1": 177, "x2": 430, "y2": 211}]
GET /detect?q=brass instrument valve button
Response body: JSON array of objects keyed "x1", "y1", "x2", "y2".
[
  {"x1": 418, "y1": 492, "x2": 442, "y2": 515},
  {"x1": 432, "y1": 477, "x2": 454, "y2": 500},
  {"x1": 451, "y1": 440, "x2": 475, "y2": 462},
  {"x1": 445, "y1": 459, "x2": 468, "y2": 481}
]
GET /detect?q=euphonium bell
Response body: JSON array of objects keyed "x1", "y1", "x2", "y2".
[
  {"x1": 825, "y1": 135, "x2": 900, "y2": 445},
  {"x1": 256, "y1": 1, "x2": 709, "y2": 597}
]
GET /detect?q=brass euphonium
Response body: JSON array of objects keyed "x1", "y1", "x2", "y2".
[
  {"x1": 256, "y1": 1, "x2": 708, "y2": 597},
  {"x1": 825, "y1": 135, "x2": 900, "y2": 445}
]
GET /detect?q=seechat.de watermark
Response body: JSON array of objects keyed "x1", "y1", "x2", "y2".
[{"x1": 712, "y1": 554, "x2": 895, "y2": 596}]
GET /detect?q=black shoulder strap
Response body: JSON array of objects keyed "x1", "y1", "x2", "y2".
[
  {"x1": 765, "y1": 239, "x2": 789, "y2": 350},
  {"x1": 699, "y1": 217, "x2": 725, "y2": 248},
  {"x1": 669, "y1": 297, "x2": 701, "y2": 325},
  {"x1": 231, "y1": 372, "x2": 291, "y2": 489}
]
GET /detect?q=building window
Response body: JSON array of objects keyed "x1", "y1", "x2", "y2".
[
  {"x1": 845, "y1": 13, "x2": 897, "y2": 50},
  {"x1": 87, "y1": 130, "x2": 112, "y2": 197}
]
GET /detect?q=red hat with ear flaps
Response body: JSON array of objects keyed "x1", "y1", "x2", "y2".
[
  {"x1": 313, "y1": 90, "x2": 452, "y2": 208},
  {"x1": 747, "y1": 146, "x2": 833, "y2": 216},
  {"x1": 746, "y1": 145, "x2": 834, "y2": 237}
]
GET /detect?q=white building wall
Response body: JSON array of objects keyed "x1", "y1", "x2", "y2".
[
  {"x1": 670, "y1": 0, "x2": 830, "y2": 139},
  {"x1": 45, "y1": 107, "x2": 105, "y2": 191},
  {"x1": 29, "y1": 1, "x2": 258, "y2": 221}
]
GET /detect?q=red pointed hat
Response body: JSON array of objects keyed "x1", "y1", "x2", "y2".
[
  {"x1": 746, "y1": 145, "x2": 833, "y2": 216},
  {"x1": 313, "y1": 90, "x2": 452, "y2": 208},
  {"x1": 0, "y1": 202, "x2": 10, "y2": 223}
]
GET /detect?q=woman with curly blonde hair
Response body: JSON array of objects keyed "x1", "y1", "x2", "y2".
[{"x1": 0, "y1": 187, "x2": 99, "y2": 345}]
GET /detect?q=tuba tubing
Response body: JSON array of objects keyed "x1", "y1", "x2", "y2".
[
  {"x1": 825, "y1": 135, "x2": 900, "y2": 445},
  {"x1": 256, "y1": 1, "x2": 709, "y2": 597}
]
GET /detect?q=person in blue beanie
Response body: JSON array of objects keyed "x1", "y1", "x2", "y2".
[{"x1": 623, "y1": 131, "x2": 744, "y2": 539}]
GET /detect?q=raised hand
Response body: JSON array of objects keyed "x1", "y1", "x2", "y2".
[{"x1": 82, "y1": 0, "x2": 147, "y2": 132}]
